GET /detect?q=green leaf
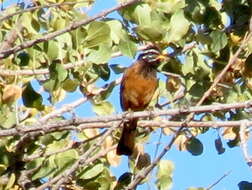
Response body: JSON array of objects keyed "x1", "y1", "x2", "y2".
[
  {"x1": 87, "y1": 44, "x2": 112, "y2": 64},
  {"x1": 46, "y1": 40, "x2": 59, "y2": 60},
  {"x1": 165, "y1": 10, "x2": 190, "y2": 43},
  {"x1": 54, "y1": 149, "x2": 79, "y2": 174},
  {"x1": 15, "y1": 52, "x2": 30, "y2": 66},
  {"x1": 43, "y1": 78, "x2": 58, "y2": 92},
  {"x1": 118, "y1": 39, "x2": 137, "y2": 58},
  {"x1": 248, "y1": 38, "x2": 252, "y2": 53},
  {"x1": 62, "y1": 79, "x2": 79, "y2": 92},
  {"x1": 215, "y1": 137, "x2": 225, "y2": 155},
  {"x1": 116, "y1": 172, "x2": 133, "y2": 188},
  {"x1": 156, "y1": 160, "x2": 174, "y2": 190},
  {"x1": 56, "y1": 32, "x2": 73, "y2": 50},
  {"x1": 32, "y1": 159, "x2": 55, "y2": 180},
  {"x1": 238, "y1": 181, "x2": 252, "y2": 190},
  {"x1": 1, "y1": 111, "x2": 16, "y2": 129},
  {"x1": 107, "y1": 20, "x2": 123, "y2": 44},
  {"x1": 92, "y1": 101, "x2": 115, "y2": 115},
  {"x1": 84, "y1": 21, "x2": 111, "y2": 48},
  {"x1": 182, "y1": 54, "x2": 194, "y2": 75},
  {"x1": 189, "y1": 82, "x2": 205, "y2": 98},
  {"x1": 79, "y1": 163, "x2": 104, "y2": 180},
  {"x1": 136, "y1": 25, "x2": 165, "y2": 41},
  {"x1": 156, "y1": 0, "x2": 186, "y2": 14},
  {"x1": 5, "y1": 173, "x2": 15, "y2": 189},
  {"x1": 110, "y1": 64, "x2": 126, "y2": 74},
  {"x1": 92, "y1": 64, "x2": 111, "y2": 81},
  {"x1": 186, "y1": 137, "x2": 204, "y2": 156},
  {"x1": 209, "y1": 30, "x2": 228, "y2": 53},
  {"x1": 22, "y1": 82, "x2": 44, "y2": 110},
  {"x1": 133, "y1": 3, "x2": 152, "y2": 25},
  {"x1": 49, "y1": 62, "x2": 68, "y2": 83},
  {"x1": 71, "y1": 27, "x2": 87, "y2": 49}
]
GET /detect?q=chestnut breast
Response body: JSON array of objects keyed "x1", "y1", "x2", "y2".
[{"x1": 120, "y1": 60, "x2": 158, "y2": 112}]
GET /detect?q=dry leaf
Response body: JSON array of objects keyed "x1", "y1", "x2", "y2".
[
  {"x1": 163, "y1": 127, "x2": 173, "y2": 136},
  {"x1": 107, "y1": 149, "x2": 121, "y2": 167},
  {"x1": 2, "y1": 85, "x2": 22, "y2": 104},
  {"x1": 136, "y1": 153, "x2": 151, "y2": 170},
  {"x1": 103, "y1": 135, "x2": 113, "y2": 150},
  {"x1": 132, "y1": 143, "x2": 144, "y2": 158},
  {"x1": 222, "y1": 127, "x2": 237, "y2": 140},
  {"x1": 83, "y1": 128, "x2": 99, "y2": 138},
  {"x1": 174, "y1": 134, "x2": 187, "y2": 151},
  {"x1": 166, "y1": 76, "x2": 181, "y2": 92}
]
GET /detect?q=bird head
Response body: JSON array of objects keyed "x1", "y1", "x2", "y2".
[{"x1": 138, "y1": 48, "x2": 168, "y2": 65}]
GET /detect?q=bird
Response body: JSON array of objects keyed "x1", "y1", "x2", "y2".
[{"x1": 116, "y1": 48, "x2": 167, "y2": 156}]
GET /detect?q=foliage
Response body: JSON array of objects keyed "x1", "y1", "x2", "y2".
[{"x1": 0, "y1": 0, "x2": 252, "y2": 189}]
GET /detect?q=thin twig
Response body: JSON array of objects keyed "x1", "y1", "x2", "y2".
[
  {"x1": 0, "y1": 1, "x2": 92, "y2": 23},
  {"x1": 0, "y1": 0, "x2": 141, "y2": 59},
  {"x1": 206, "y1": 171, "x2": 232, "y2": 190}
]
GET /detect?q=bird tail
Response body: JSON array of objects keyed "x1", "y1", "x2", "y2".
[{"x1": 116, "y1": 119, "x2": 137, "y2": 156}]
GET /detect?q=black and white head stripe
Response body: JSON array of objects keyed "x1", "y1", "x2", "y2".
[{"x1": 138, "y1": 48, "x2": 161, "y2": 63}]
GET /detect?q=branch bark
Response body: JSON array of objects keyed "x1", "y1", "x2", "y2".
[
  {"x1": 0, "y1": 100, "x2": 251, "y2": 137},
  {"x1": 0, "y1": 0, "x2": 141, "y2": 59}
]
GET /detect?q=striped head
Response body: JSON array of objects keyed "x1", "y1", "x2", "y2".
[{"x1": 138, "y1": 48, "x2": 167, "y2": 64}]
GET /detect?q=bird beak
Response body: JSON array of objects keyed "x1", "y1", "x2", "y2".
[{"x1": 157, "y1": 53, "x2": 169, "y2": 62}]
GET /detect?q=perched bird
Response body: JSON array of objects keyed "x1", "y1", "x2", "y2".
[{"x1": 116, "y1": 48, "x2": 167, "y2": 156}]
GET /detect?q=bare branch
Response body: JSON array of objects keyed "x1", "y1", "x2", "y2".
[
  {"x1": 125, "y1": 30, "x2": 252, "y2": 189},
  {"x1": 0, "y1": 0, "x2": 141, "y2": 59},
  {"x1": 0, "y1": 21, "x2": 24, "y2": 52},
  {"x1": 239, "y1": 120, "x2": 252, "y2": 170},
  {"x1": 23, "y1": 130, "x2": 105, "y2": 162},
  {"x1": 36, "y1": 124, "x2": 118, "y2": 190},
  {"x1": 0, "y1": 100, "x2": 252, "y2": 137},
  {"x1": 196, "y1": 32, "x2": 252, "y2": 107},
  {"x1": 0, "y1": 1, "x2": 92, "y2": 23},
  {"x1": 39, "y1": 96, "x2": 88, "y2": 123},
  {"x1": 0, "y1": 44, "x2": 151, "y2": 77}
]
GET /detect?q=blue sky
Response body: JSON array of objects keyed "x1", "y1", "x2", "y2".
[{"x1": 1, "y1": 0, "x2": 252, "y2": 189}]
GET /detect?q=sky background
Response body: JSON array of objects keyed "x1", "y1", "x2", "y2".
[{"x1": 1, "y1": 0, "x2": 252, "y2": 189}]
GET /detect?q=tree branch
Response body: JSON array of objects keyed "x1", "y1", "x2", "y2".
[
  {"x1": 0, "y1": 100, "x2": 252, "y2": 137},
  {"x1": 0, "y1": 0, "x2": 141, "y2": 59},
  {"x1": 239, "y1": 120, "x2": 252, "y2": 170},
  {"x1": 36, "y1": 124, "x2": 118, "y2": 190},
  {"x1": 0, "y1": 21, "x2": 24, "y2": 52},
  {"x1": 0, "y1": 44, "x2": 150, "y2": 76},
  {"x1": 125, "y1": 25, "x2": 252, "y2": 189},
  {"x1": 0, "y1": 1, "x2": 92, "y2": 23}
]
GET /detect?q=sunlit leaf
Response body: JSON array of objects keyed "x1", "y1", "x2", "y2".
[
  {"x1": 118, "y1": 39, "x2": 137, "y2": 58},
  {"x1": 84, "y1": 21, "x2": 111, "y2": 48},
  {"x1": 210, "y1": 30, "x2": 228, "y2": 53},
  {"x1": 79, "y1": 163, "x2": 104, "y2": 179},
  {"x1": 165, "y1": 10, "x2": 190, "y2": 43},
  {"x1": 156, "y1": 160, "x2": 174, "y2": 190},
  {"x1": 92, "y1": 101, "x2": 115, "y2": 115},
  {"x1": 136, "y1": 25, "x2": 165, "y2": 41}
]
